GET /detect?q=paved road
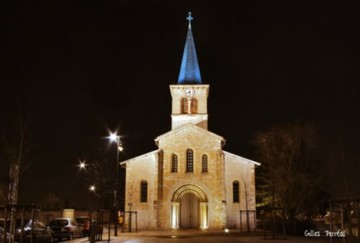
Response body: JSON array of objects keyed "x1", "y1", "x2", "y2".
[
  {"x1": 62, "y1": 233, "x2": 347, "y2": 243},
  {"x1": 107, "y1": 236, "x2": 332, "y2": 243}
]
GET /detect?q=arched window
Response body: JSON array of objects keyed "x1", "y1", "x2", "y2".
[
  {"x1": 201, "y1": 154, "x2": 208, "y2": 173},
  {"x1": 186, "y1": 149, "x2": 194, "y2": 173},
  {"x1": 181, "y1": 98, "x2": 187, "y2": 114},
  {"x1": 190, "y1": 98, "x2": 198, "y2": 114},
  {"x1": 140, "y1": 180, "x2": 148, "y2": 203},
  {"x1": 171, "y1": 154, "x2": 178, "y2": 173},
  {"x1": 233, "y1": 181, "x2": 240, "y2": 203},
  {"x1": 181, "y1": 98, "x2": 197, "y2": 114}
]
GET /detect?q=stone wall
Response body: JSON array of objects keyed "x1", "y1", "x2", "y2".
[
  {"x1": 123, "y1": 151, "x2": 159, "y2": 230},
  {"x1": 224, "y1": 152, "x2": 257, "y2": 230},
  {"x1": 157, "y1": 125, "x2": 226, "y2": 229},
  {"x1": 122, "y1": 125, "x2": 258, "y2": 231}
]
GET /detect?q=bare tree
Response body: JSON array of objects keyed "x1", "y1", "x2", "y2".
[
  {"x1": 0, "y1": 184, "x2": 7, "y2": 204},
  {"x1": 1, "y1": 106, "x2": 30, "y2": 205},
  {"x1": 126, "y1": 174, "x2": 136, "y2": 210},
  {"x1": 41, "y1": 193, "x2": 60, "y2": 210},
  {"x1": 253, "y1": 122, "x2": 329, "y2": 224},
  {"x1": 77, "y1": 157, "x2": 118, "y2": 209},
  {"x1": 240, "y1": 162, "x2": 254, "y2": 231},
  {"x1": 0, "y1": 105, "x2": 31, "y2": 243}
]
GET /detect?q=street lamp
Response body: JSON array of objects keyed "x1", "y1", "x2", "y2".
[
  {"x1": 88, "y1": 185, "x2": 96, "y2": 210},
  {"x1": 108, "y1": 132, "x2": 123, "y2": 236},
  {"x1": 78, "y1": 160, "x2": 87, "y2": 170},
  {"x1": 78, "y1": 159, "x2": 97, "y2": 209}
]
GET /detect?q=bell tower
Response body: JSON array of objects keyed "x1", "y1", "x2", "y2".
[{"x1": 170, "y1": 12, "x2": 209, "y2": 130}]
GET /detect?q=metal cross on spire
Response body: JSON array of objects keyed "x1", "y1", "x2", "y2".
[{"x1": 187, "y1": 11, "x2": 193, "y2": 29}]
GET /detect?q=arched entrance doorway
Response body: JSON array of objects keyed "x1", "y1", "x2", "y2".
[
  {"x1": 170, "y1": 184, "x2": 208, "y2": 229},
  {"x1": 180, "y1": 192, "x2": 199, "y2": 228}
]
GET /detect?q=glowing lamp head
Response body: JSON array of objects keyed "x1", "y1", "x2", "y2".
[
  {"x1": 118, "y1": 145, "x2": 124, "y2": 152},
  {"x1": 109, "y1": 133, "x2": 118, "y2": 142},
  {"x1": 89, "y1": 185, "x2": 96, "y2": 191},
  {"x1": 78, "y1": 160, "x2": 86, "y2": 170}
]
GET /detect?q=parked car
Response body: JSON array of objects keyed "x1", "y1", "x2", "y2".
[
  {"x1": 75, "y1": 217, "x2": 104, "y2": 237},
  {"x1": 75, "y1": 217, "x2": 90, "y2": 237},
  {"x1": 15, "y1": 220, "x2": 53, "y2": 243},
  {"x1": 48, "y1": 218, "x2": 83, "y2": 241}
]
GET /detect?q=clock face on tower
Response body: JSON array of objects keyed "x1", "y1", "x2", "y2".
[{"x1": 185, "y1": 88, "x2": 195, "y2": 98}]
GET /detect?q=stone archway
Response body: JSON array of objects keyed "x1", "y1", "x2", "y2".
[{"x1": 170, "y1": 184, "x2": 208, "y2": 229}]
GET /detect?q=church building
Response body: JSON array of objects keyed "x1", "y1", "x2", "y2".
[{"x1": 120, "y1": 12, "x2": 260, "y2": 230}]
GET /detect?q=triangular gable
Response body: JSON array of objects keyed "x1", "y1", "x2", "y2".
[
  {"x1": 155, "y1": 123, "x2": 225, "y2": 144},
  {"x1": 223, "y1": 150, "x2": 261, "y2": 166},
  {"x1": 119, "y1": 149, "x2": 160, "y2": 165}
]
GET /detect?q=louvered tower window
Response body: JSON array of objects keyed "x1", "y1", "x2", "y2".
[
  {"x1": 180, "y1": 98, "x2": 198, "y2": 114},
  {"x1": 181, "y1": 98, "x2": 187, "y2": 114},
  {"x1": 190, "y1": 98, "x2": 198, "y2": 113}
]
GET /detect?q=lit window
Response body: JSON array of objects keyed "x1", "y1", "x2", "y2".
[
  {"x1": 233, "y1": 181, "x2": 239, "y2": 203},
  {"x1": 202, "y1": 154, "x2": 208, "y2": 173},
  {"x1": 171, "y1": 154, "x2": 178, "y2": 173},
  {"x1": 140, "y1": 180, "x2": 148, "y2": 203},
  {"x1": 191, "y1": 98, "x2": 198, "y2": 113},
  {"x1": 181, "y1": 98, "x2": 197, "y2": 114},
  {"x1": 181, "y1": 98, "x2": 187, "y2": 114},
  {"x1": 186, "y1": 149, "x2": 194, "y2": 173}
]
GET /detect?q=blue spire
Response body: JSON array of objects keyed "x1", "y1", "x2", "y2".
[{"x1": 178, "y1": 12, "x2": 202, "y2": 84}]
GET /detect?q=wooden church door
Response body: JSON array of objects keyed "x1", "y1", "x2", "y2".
[{"x1": 180, "y1": 192, "x2": 199, "y2": 228}]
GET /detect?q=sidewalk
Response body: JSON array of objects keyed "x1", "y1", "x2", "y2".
[{"x1": 77, "y1": 229, "x2": 343, "y2": 243}]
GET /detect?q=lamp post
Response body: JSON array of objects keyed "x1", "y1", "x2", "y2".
[{"x1": 108, "y1": 132, "x2": 123, "y2": 236}]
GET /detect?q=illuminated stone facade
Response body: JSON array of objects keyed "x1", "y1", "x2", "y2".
[
  {"x1": 121, "y1": 83, "x2": 259, "y2": 230},
  {"x1": 120, "y1": 13, "x2": 259, "y2": 230}
]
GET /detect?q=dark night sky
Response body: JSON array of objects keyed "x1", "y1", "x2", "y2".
[{"x1": 1, "y1": 1, "x2": 360, "y2": 208}]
